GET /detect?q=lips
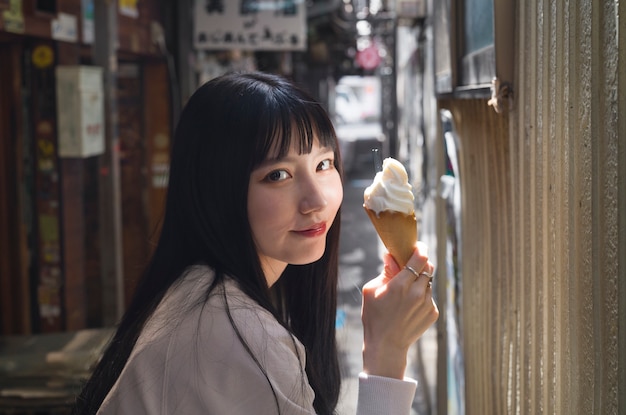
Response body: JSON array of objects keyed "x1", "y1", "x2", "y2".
[{"x1": 293, "y1": 222, "x2": 327, "y2": 237}]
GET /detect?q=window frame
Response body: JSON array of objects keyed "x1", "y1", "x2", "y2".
[{"x1": 434, "y1": 0, "x2": 515, "y2": 99}]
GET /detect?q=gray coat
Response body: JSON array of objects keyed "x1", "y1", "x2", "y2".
[{"x1": 97, "y1": 265, "x2": 416, "y2": 414}]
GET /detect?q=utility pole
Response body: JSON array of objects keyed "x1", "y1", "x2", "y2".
[{"x1": 93, "y1": 0, "x2": 124, "y2": 325}]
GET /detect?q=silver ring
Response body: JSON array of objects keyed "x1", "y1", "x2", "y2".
[
  {"x1": 420, "y1": 271, "x2": 434, "y2": 289},
  {"x1": 404, "y1": 265, "x2": 421, "y2": 280},
  {"x1": 419, "y1": 271, "x2": 433, "y2": 279}
]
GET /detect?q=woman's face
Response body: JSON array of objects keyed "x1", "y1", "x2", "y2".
[{"x1": 248, "y1": 137, "x2": 343, "y2": 286}]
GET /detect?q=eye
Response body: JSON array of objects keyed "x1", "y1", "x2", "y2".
[
  {"x1": 265, "y1": 169, "x2": 291, "y2": 182},
  {"x1": 317, "y1": 159, "x2": 334, "y2": 171}
]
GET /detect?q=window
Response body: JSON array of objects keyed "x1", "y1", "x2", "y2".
[{"x1": 434, "y1": 0, "x2": 514, "y2": 99}]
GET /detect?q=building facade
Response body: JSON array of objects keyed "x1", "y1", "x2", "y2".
[
  {"x1": 0, "y1": 0, "x2": 172, "y2": 334},
  {"x1": 409, "y1": 0, "x2": 625, "y2": 413}
]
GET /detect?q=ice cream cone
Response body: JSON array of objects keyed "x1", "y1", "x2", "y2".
[{"x1": 364, "y1": 207, "x2": 417, "y2": 267}]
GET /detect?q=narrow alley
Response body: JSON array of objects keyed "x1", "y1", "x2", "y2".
[{"x1": 335, "y1": 154, "x2": 438, "y2": 415}]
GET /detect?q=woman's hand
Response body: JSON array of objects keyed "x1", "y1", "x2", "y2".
[{"x1": 361, "y1": 242, "x2": 439, "y2": 379}]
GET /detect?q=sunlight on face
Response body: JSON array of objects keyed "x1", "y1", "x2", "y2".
[{"x1": 247, "y1": 138, "x2": 343, "y2": 286}]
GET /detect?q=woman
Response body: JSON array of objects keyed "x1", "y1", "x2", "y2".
[{"x1": 73, "y1": 72, "x2": 438, "y2": 415}]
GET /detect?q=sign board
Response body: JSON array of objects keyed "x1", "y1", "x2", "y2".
[
  {"x1": 51, "y1": 12, "x2": 78, "y2": 43},
  {"x1": 193, "y1": 0, "x2": 306, "y2": 51}
]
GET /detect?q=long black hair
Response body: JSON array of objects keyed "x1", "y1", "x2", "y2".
[{"x1": 73, "y1": 72, "x2": 343, "y2": 414}]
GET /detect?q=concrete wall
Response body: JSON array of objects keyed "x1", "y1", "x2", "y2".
[{"x1": 437, "y1": 0, "x2": 625, "y2": 413}]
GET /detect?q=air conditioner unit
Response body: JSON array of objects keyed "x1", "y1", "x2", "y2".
[{"x1": 56, "y1": 66, "x2": 105, "y2": 158}]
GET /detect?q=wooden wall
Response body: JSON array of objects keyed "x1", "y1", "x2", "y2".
[{"x1": 437, "y1": 0, "x2": 625, "y2": 413}]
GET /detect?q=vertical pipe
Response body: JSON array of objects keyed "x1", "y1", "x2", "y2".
[
  {"x1": 93, "y1": 0, "x2": 124, "y2": 325},
  {"x1": 618, "y1": 1, "x2": 626, "y2": 413}
]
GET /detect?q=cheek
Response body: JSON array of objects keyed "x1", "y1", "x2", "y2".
[
  {"x1": 248, "y1": 189, "x2": 286, "y2": 234},
  {"x1": 326, "y1": 175, "x2": 344, "y2": 214}
]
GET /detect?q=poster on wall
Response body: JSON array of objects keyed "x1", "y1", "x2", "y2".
[
  {"x1": 119, "y1": 0, "x2": 139, "y2": 18},
  {"x1": 193, "y1": 0, "x2": 306, "y2": 51},
  {"x1": 82, "y1": 0, "x2": 94, "y2": 43},
  {"x1": 2, "y1": 0, "x2": 25, "y2": 33}
]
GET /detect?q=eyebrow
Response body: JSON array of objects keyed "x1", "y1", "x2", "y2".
[{"x1": 259, "y1": 146, "x2": 334, "y2": 167}]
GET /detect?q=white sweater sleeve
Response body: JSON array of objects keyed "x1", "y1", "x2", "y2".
[{"x1": 356, "y1": 372, "x2": 418, "y2": 415}]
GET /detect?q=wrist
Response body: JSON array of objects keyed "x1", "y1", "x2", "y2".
[{"x1": 362, "y1": 344, "x2": 408, "y2": 379}]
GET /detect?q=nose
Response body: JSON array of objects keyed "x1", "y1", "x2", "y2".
[{"x1": 299, "y1": 176, "x2": 328, "y2": 214}]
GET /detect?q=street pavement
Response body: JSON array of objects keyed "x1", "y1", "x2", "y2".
[{"x1": 335, "y1": 154, "x2": 438, "y2": 415}]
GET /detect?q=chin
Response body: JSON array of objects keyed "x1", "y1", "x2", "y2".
[{"x1": 290, "y1": 248, "x2": 326, "y2": 265}]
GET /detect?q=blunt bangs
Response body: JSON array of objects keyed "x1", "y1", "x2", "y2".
[{"x1": 250, "y1": 83, "x2": 339, "y2": 168}]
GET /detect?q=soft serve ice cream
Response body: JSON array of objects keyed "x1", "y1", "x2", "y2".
[
  {"x1": 363, "y1": 158, "x2": 417, "y2": 267},
  {"x1": 363, "y1": 158, "x2": 415, "y2": 215}
]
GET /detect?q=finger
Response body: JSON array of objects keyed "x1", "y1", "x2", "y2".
[
  {"x1": 383, "y1": 252, "x2": 400, "y2": 278},
  {"x1": 419, "y1": 261, "x2": 435, "y2": 281},
  {"x1": 409, "y1": 274, "x2": 431, "y2": 300},
  {"x1": 416, "y1": 241, "x2": 429, "y2": 256},
  {"x1": 422, "y1": 261, "x2": 435, "y2": 286},
  {"x1": 415, "y1": 266, "x2": 435, "y2": 295},
  {"x1": 402, "y1": 267, "x2": 435, "y2": 305},
  {"x1": 399, "y1": 249, "x2": 429, "y2": 284}
]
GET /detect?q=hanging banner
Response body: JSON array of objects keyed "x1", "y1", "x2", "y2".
[{"x1": 193, "y1": 0, "x2": 306, "y2": 51}]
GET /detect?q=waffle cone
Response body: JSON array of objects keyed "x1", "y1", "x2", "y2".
[{"x1": 364, "y1": 207, "x2": 417, "y2": 267}]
